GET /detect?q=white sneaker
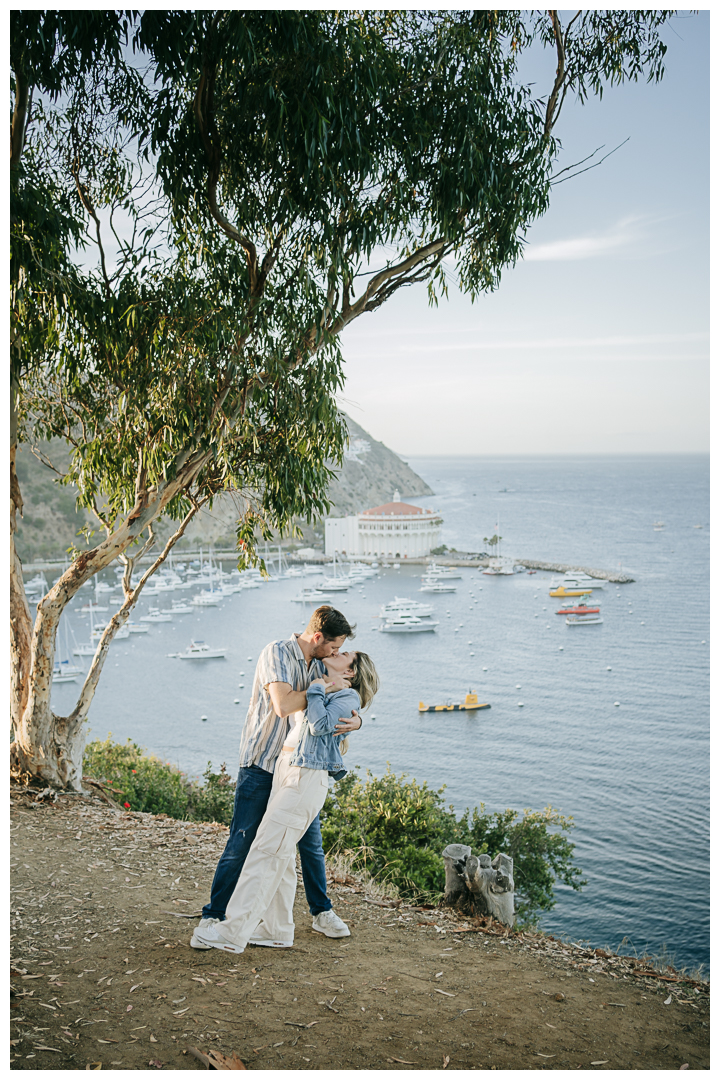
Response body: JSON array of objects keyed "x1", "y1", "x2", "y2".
[
  {"x1": 312, "y1": 909, "x2": 350, "y2": 938},
  {"x1": 190, "y1": 916, "x2": 221, "y2": 950},
  {"x1": 248, "y1": 938, "x2": 293, "y2": 949},
  {"x1": 192, "y1": 922, "x2": 244, "y2": 955}
]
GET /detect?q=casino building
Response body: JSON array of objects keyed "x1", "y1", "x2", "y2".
[{"x1": 325, "y1": 491, "x2": 442, "y2": 559}]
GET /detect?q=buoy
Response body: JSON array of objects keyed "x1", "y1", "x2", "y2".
[
  {"x1": 701, "y1": 640, "x2": 706, "y2": 644},
  {"x1": 534, "y1": 614, "x2": 539, "y2": 618},
  {"x1": 482, "y1": 667, "x2": 487, "y2": 671},
  {"x1": 233, "y1": 699, "x2": 240, "y2": 704},
  {"x1": 239, "y1": 671, "x2": 245, "y2": 676},
  {"x1": 518, "y1": 702, "x2": 524, "y2": 707},
  {"x1": 370, "y1": 714, "x2": 376, "y2": 720},
  {"x1": 201, "y1": 715, "x2": 208, "y2": 721},
  {"x1": 516, "y1": 685, "x2": 521, "y2": 689},
  {"x1": 454, "y1": 628, "x2": 459, "y2": 632},
  {"x1": 607, "y1": 666, "x2": 612, "y2": 670},
  {"x1": 614, "y1": 702, "x2": 620, "y2": 707},
  {"x1": 470, "y1": 652, "x2": 475, "y2": 656},
  {"x1": 640, "y1": 621, "x2": 644, "y2": 625},
  {"x1": 559, "y1": 646, "x2": 563, "y2": 651},
  {"x1": 468, "y1": 641, "x2": 473, "y2": 645},
  {"x1": 247, "y1": 656, "x2": 252, "y2": 660}
]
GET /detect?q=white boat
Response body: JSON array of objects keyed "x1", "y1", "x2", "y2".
[
  {"x1": 140, "y1": 608, "x2": 173, "y2": 623},
  {"x1": 127, "y1": 621, "x2": 150, "y2": 634},
  {"x1": 191, "y1": 593, "x2": 220, "y2": 607},
  {"x1": 92, "y1": 623, "x2": 130, "y2": 640},
  {"x1": 566, "y1": 613, "x2": 603, "y2": 626},
  {"x1": 425, "y1": 563, "x2": 463, "y2": 579},
  {"x1": 419, "y1": 582, "x2": 457, "y2": 593},
  {"x1": 380, "y1": 597, "x2": 435, "y2": 619},
  {"x1": 173, "y1": 640, "x2": 227, "y2": 660},
  {"x1": 162, "y1": 602, "x2": 193, "y2": 614},
  {"x1": 77, "y1": 601, "x2": 109, "y2": 613},
  {"x1": 380, "y1": 614, "x2": 439, "y2": 633},
  {"x1": 559, "y1": 573, "x2": 604, "y2": 591},
  {"x1": 291, "y1": 590, "x2": 334, "y2": 603},
  {"x1": 320, "y1": 579, "x2": 351, "y2": 592}
]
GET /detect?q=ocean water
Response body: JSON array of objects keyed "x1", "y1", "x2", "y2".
[{"x1": 51, "y1": 455, "x2": 710, "y2": 973}]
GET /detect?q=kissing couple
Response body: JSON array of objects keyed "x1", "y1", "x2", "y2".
[{"x1": 190, "y1": 605, "x2": 379, "y2": 954}]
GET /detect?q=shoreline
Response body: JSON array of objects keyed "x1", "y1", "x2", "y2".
[{"x1": 22, "y1": 552, "x2": 635, "y2": 583}]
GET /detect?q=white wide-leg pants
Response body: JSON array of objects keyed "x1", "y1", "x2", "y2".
[{"x1": 217, "y1": 751, "x2": 329, "y2": 950}]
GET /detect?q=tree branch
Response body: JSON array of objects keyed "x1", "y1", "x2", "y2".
[{"x1": 11, "y1": 70, "x2": 30, "y2": 167}]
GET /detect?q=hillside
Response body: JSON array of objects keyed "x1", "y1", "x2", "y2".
[{"x1": 14, "y1": 418, "x2": 432, "y2": 564}]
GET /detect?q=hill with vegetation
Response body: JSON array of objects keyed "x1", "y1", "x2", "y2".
[{"x1": 14, "y1": 417, "x2": 432, "y2": 565}]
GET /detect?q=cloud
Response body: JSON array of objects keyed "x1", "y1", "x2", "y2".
[{"x1": 523, "y1": 215, "x2": 644, "y2": 262}]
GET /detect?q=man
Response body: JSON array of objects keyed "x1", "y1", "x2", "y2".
[{"x1": 191, "y1": 606, "x2": 360, "y2": 949}]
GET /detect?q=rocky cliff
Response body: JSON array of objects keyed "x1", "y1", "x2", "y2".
[{"x1": 324, "y1": 413, "x2": 433, "y2": 517}]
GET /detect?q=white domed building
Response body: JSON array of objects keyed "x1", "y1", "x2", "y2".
[{"x1": 325, "y1": 491, "x2": 442, "y2": 559}]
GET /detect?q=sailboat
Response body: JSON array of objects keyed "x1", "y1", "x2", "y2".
[
  {"x1": 53, "y1": 619, "x2": 83, "y2": 682},
  {"x1": 73, "y1": 607, "x2": 99, "y2": 656}
]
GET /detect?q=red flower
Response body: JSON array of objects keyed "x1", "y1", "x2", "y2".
[
  {"x1": 124, "y1": 802, "x2": 131, "y2": 809},
  {"x1": 131, "y1": 769, "x2": 137, "y2": 773}
]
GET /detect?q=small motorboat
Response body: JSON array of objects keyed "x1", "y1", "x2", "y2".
[
  {"x1": 290, "y1": 590, "x2": 334, "y2": 603},
  {"x1": 172, "y1": 640, "x2": 227, "y2": 659},
  {"x1": 555, "y1": 603, "x2": 601, "y2": 616},
  {"x1": 549, "y1": 586, "x2": 593, "y2": 597},
  {"x1": 419, "y1": 582, "x2": 457, "y2": 593},
  {"x1": 566, "y1": 613, "x2": 603, "y2": 625},
  {"x1": 419, "y1": 691, "x2": 490, "y2": 713},
  {"x1": 379, "y1": 614, "x2": 438, "y2": 633},
  {"x1": 140, "y1": 608, "x2": 172, "y2": 622}
]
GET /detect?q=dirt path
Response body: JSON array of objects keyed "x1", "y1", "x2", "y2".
[{"x1": 11, "y1": 788, "x2": 709, "y2": 1071}]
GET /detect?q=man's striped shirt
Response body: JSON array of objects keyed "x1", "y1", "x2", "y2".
[{"x1": 238, "y1": 634, "x2": 326, "y2": 773}]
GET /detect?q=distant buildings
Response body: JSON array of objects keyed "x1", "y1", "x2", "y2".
[{"x1": 325, "y1": 490, "x2": 442, "y2": 559}]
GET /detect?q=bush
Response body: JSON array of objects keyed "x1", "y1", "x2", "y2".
[
  {"x1": 322, "y1": 766, "x2": 585, "y2": 924},
  {"x1": 83, "y1": 736, "x2": 191, "y2": 818},
  {"x1": 82, "y1": 742, "x2": 585, "y2": 924}
]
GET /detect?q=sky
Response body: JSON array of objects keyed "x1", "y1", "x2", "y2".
[{"x1": 337, "y1": 11, "x2": 710, "y2": 456}]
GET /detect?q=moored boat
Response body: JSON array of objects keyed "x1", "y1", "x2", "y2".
[
  {"x1": 566, "y1": 613, "x2": 603, "y2": 625},
  {"x1": 549, "y1": 586, "x2": 593, "y2": 597},
  {"x1": 379, "y1": 614, "x2": 438, "y2": 633},
  {"x1": 555, "y1": 603, "x2": 601, "y2": 616},
  {"x1": 173, "y1": 640, "x2": 227, "y2": 659},
  {"x1": 419, "y1": 691, "x2": 490, "y2": 713}
]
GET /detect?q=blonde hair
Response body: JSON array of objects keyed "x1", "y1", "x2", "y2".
[{"x1": 349, "y1": 651, "x2": 379, "y2": 710}]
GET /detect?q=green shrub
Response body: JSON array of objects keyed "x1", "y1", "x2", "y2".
[
  {"x1": 82, "y1": 741, "x2": 585, "y2": 925},
  {"x1": 83, "y1": 736, "x2": 191, "y2": 818},
  {"x1": 322, "y1": 766, "x2": 585, "y2": 924},
  {"x1": 187, "y1": 762, "x2": 237, "y2": 825}
]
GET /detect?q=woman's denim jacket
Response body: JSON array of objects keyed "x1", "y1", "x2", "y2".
[{"x1": 290, "y1": 683, "x2": 360, "y2": 780}]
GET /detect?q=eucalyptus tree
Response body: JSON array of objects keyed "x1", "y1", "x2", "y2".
[{"x1": 11, "y1": 9, "x2": 674, "y2": 789}]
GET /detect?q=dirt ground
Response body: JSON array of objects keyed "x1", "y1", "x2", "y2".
[{"x1": 10, "y1": 787, "x2": 710, "y2": 1071}]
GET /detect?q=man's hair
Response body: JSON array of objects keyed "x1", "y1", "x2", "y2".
[{"x1": 307, "y1": 606, "x2": 356, "y2": 641}]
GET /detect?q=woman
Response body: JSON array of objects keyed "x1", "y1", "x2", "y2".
[{"x1": 193, "y1": 650, "x2": 379, "y2": 954}]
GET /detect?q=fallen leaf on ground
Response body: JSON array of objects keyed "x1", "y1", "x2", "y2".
[
  {"x1": 442, "y1": 1055, "x2": 450, "y2": 1068},
  {"x1": 387, "y1": 1057, "x2": 418, "y2": 1065},
  {"x1": 188, "y1": 1045, "x2": 246, "y2": 1069},
  {"x1": 664, "y1": 996, "x2": 672, "y2": 1005},
  {"x1": 85, "y1": 1064, "x2": 102, "y2": 1071},
  {"x1": 536, "y1": 1053, "x2": 555, "y2": 1058},
  {"x1": 434, "y1": 989, "x2": 455, "y2": 997},
  {"x1": 590, "y1": 1062, "x2": 609, "y2": 1066}
]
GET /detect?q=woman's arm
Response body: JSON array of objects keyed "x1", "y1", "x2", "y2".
[{"x1": 305, "y1": 684, "x2": 360, "y2": 737}]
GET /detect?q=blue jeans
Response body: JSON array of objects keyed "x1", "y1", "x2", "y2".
[{"x1": 202, "y1": 764, "x2": 332, "y2": 920}]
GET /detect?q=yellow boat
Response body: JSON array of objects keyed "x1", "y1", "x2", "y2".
[
  {"x1": 418, "y1": 691, "x2": 491, "y2": 713},
  {"x1": 549, "y1": 586, "x2": 593, "y2": 597}
]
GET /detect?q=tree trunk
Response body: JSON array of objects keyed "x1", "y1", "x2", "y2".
[
  {"x1": 10, "y1": 490, "x2": 202, "y2": 790},
  {"x1": 10, "y1": 438, "x2": 32, "y2": 738},
  {"x1": 441, "y1": 844, "x2": 515, "y2": 927}
]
